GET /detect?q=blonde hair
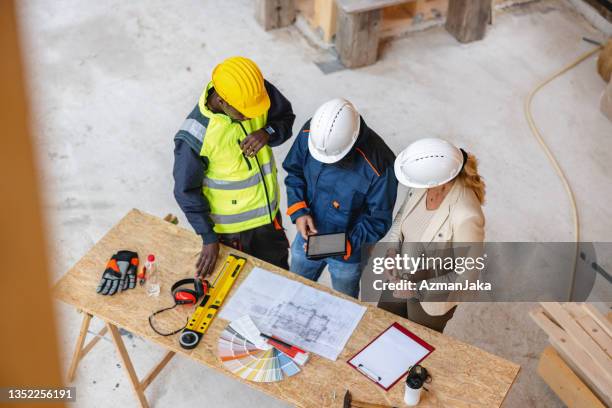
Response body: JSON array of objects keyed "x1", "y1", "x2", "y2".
[{"x1": 457, "y1": 153, "x2": 485, "y2": 205}]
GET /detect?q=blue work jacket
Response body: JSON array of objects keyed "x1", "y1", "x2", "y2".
[{"x1": 283, "y1": 118, "x2": 398, "y2": 263}]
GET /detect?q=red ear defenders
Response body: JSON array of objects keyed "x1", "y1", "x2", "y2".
[
  {"x1": 149, "y1": 277, "x2": 209, "y2": 336},
  {"x1": 172, "y1": 278, "x2": 207, "y2": 305}
]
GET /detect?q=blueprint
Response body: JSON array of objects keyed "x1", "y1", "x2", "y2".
[{"x1": 219, "y1": 267, "x2": 366, "y2": 360}]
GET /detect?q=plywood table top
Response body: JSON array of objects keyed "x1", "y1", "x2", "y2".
[{"x1": 53, "y1": 209, "x2": 519, "y2": 408}]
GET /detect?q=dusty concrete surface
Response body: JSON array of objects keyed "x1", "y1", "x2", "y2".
[{"x1": 16, "y1": 0, "x2": 611, "y2": 407}]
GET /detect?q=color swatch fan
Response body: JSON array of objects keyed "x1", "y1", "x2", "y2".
[{"x1": 218, "y1": 325, "x2": 300, "y2": 382}]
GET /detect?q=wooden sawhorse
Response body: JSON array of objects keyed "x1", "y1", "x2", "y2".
[{"x1": 67, "y1": 311, "x2": 175, "y2": 408}]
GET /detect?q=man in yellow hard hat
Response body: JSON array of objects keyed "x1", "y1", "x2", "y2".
[{"x1": 173, "y1": 57, "x2": 295, "y2": 277}]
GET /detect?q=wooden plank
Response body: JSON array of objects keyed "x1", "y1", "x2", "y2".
[
  {"x1": 380, "y1": 0, "x2": 447, "y2": 38},
  {"x1": 577, "y1": 314, "x2": 612, "y2": 358},
  {"x1": 530, "y1": 308, "x2": 612, "y2": 405},
  {"x1": 583, "y1": 303, "x2": 612, "y2": 338},
  {"x1": 140, "y1": 351, "x2": 175, "y2": 391},
  {"x1": 537, "y1": 346, "x2": 606, "y2": 408},
  {"x1": 540, "y1": 303, "x2": 612, "y2": 377},
  {"x1": 314, "y1": 0, "x2": 337, "y2": 42},
  {"x1": 445, "y1": 0, "x2": 491, "y2": 43},
  {"x1": 255, "y1": 0, "x2": 296, "y2": 31},
  {"x1": 337, "y1": 0, "x2": 408, "y2": 14},
  {"x1": 335, "y1": 7, "x2": 381, "y2": 68},
  {"x1": 107, "y1": 323, "x2": 149, "y2": 408},
  {"x1": 53, "y1": 210, "x2": 520, "y2": 408},
  {"x1": 0, "y1": 0, "x2": 65, "y2": 398},
  {"x1": 565, "y1": 303, "x2": 612, "y2": 358}
]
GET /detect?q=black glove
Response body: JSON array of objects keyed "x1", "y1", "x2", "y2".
[{"x1": 96, "y1": 250, "x2": 139, "y2": 295}]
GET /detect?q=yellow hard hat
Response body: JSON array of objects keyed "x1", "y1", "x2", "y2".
[{"x1": 212, "y1": 56, "x2": 270, "y2": 118}]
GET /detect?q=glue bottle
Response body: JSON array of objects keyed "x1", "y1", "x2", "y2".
[{"x1": 145, "y1": 254, "x2": 160, "y2": 296}]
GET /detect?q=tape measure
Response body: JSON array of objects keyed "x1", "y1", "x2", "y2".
[{"x1": 179, "y1": 254, "x2": 246, "y2": 349}]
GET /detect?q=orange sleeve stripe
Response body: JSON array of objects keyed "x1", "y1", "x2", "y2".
[
  {"x1": 273, "y1": 217, "x2": 282, "y2": 230},
  {"x1": 343, "y1": 239, "x2": 352, "y2": 261},
  {"x1": 355, "y1": 147, "x2": 381, "y2": 177},
  {"x1": 287, "y1": 201, "x2": 308, "y2": 216}
]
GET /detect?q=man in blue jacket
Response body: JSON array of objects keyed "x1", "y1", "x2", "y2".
[{"x1": 283, "y1": 98, "x2": 397, "y2": 298}]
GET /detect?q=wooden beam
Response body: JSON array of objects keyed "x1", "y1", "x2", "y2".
[
  {"x1": 530, "y1": 308, "x2": 612, "y2": 405},
  {"x1": 337, "y1": 0, "x2": 408, "y2": 14},
  {"x1": 314, "y1": 0, "x2": 337, "y2": 42},
  {"x1": 540, "y1": 303, "x2": 612, "y2": 377},
  {"x1": 335, "y1": 7, "x2": 381, "y2": 68},
  {"x1": 564, "y1": 303, "x2": 612, "y2": 358},
  {"x1": 538, "y1": 346, "x2": 606, "y2": 408},
  {"x1": 255, "y1": 0, "x2": 296, "y2": 31},
  {"x1": 445, "y1": 0, "x2": 491, "y2": 43},
  {"x1": 0, "y1": 0, "x2": 65, "y2": 398},
  {"x1": 583, "y1": 303, "x2": 612, "y2": 338}
]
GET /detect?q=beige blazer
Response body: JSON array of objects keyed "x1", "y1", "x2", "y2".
[{"x1": 387, "y1": 179, "x2": 485, "y2": 316}]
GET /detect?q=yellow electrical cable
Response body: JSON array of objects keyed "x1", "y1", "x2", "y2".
[{"x1": 524, "y1": 45, "x2": 603, "y2": 300}]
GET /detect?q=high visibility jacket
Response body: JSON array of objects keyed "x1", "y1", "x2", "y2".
[
  {"x1": 175, "y1": 82, "x2": 281, "y2": 235},
  {"x1": 283, "y1": 118, "x2": 398, "y2": 263}
]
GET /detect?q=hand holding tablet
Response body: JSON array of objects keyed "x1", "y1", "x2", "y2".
[{"x1": 306, "y1": 232, "x2": 347, "y2": 259}]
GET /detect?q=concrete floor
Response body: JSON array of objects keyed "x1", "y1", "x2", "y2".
[{"x1": 17, "y1": 0, "x2": 612, "y2": 407}]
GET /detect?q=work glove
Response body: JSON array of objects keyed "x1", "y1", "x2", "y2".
[{"x1": 96, "y1": 250, "x2": 139, "y2": 295}]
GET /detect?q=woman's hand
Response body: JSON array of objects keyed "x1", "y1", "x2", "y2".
[
  {"x1": 393, "y1": 287, "x2": 417, "y2": 300},
  {"x1": 383, "y1": 248, "x2": 399, "y2": 282}
]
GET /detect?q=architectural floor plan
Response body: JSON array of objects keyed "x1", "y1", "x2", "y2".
[{"x1": 219, "y1": 267, "x2": 366, "y2": 360}]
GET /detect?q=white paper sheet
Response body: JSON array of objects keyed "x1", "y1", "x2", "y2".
[
  {"x1": 349, "y1": 324, "x2": 432, "y2": 389},
  {"x1": 219, "y1": 267, "x2": 366, "y2": 360}
]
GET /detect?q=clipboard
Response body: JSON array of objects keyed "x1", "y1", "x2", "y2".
[{"x1": 347, "y1": 323, "x2": 435, "y2": 391}]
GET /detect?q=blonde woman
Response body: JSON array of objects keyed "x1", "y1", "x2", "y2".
[{"x1": 377, "y1": 138, "x2": 485, "y2": 333}]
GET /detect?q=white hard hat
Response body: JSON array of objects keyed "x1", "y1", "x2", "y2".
[
  {"x1": 308, "y1": 98, "x2": 361, "y2": 163},
  {"x1": 394, "y1": 138, "x2": 466, "y2": 188}
]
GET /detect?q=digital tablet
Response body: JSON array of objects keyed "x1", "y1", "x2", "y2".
[{"x1": 306, "y1": 232, "x2": 347, "y2": 259}]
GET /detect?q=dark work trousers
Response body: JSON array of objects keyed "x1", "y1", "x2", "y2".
[
  {"x1": 377, "y1": 289, "x2": 457, "y2": 333},
  {"x1": 217, "y1": 213, "x2": 289, "y2": 270}
]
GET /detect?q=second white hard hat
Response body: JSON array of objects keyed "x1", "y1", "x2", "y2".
[
  {"x1": 308, "y1": 98, "x2": 361, "y2": 164},
  {"x1": 394, "y1": 138, "x2": 466, "y2": 188}
]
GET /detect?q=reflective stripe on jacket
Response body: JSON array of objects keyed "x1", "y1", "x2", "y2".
[{"x1": 175, "y1": 82, "x2": 280, "y2": 234}]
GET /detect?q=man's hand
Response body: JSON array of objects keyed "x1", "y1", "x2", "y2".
[
  {"x1": 296, "y1": 215, "x2": 317, "y2": 240},
  {"x1": 196, "y1": 242, "x2": 219, "y2": 278},
  {"x1": 240, "y1": 129, "x2": 269, "y2": 157}
]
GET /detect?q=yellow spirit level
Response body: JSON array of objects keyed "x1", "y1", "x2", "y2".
[{"x1": 179, "y1": 254, "x2": 246, "y2": 349}]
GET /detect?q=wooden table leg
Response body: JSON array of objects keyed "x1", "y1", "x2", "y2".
[
  {"x1": 140, "y1": 351, "x2": 175, "y2": 391},
  {"x1": 67, "y1": 312, "x2": 109, "y2": 382},
  {"x1": 68, "y1": 312, "x2": 175, "y2": 407},
  {"x1": 107, "y1": 323, "x2": 150, "y2": 408},
  {"x1": 67, "y1": 312, "x2": 92, "y2": 382}
]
